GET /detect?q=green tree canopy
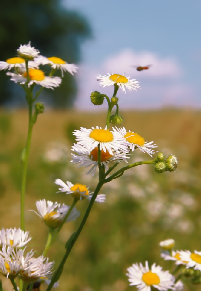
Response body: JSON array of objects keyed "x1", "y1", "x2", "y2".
[{"x1": 0, "y1": 0, "x2": 91, "y2": 108}]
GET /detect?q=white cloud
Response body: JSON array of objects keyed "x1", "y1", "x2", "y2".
[{"x1": 74, "y1": 49, "x2": 196, "y2": 110}]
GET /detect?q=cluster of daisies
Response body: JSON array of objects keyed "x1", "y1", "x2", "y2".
[
  {"x1": 0, "y1": 228, "x2": 53, "y2": 282},
  {"x1": 0, "y1": 42, "x2": 77, "y2": 89},
  {"x1": 69, "y1": 126, "x2": 157, "y2": 175}
]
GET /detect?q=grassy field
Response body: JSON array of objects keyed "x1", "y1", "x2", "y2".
[{"x1": 0, "y1": 108, "x2": 201, "y2": 291}]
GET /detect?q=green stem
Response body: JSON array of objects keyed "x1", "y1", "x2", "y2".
[
  {"x1": 105, "y1": 160, "x2": 155, "y2": 183},
  {"x1": 21, "y1": 101, "x2": 34, "y2": 231},
  {"x1": 45, "y1": 180, "x2": 105, "y2": 291},
  {"x1": 10, "y1": 278, "x2": 18, "y2": 291},
  {"x1": 174, "y1": 273, "x2": 183, "y2": 283},
  {"x1": 105, "y1": 96, "x2": 112, "y2": 128},
  {"x1": 43, "y1": 230, "x2": 54, "y2": 257}
]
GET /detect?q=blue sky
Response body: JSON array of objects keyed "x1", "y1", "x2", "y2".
[{"x1": 63, "y1": 0, "x2": 201, "y2": 109}]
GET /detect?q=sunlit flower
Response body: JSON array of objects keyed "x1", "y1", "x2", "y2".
[
  {"x1": 179, "y1": 250, "x2": 201, "y2": 270},
  {"x1": 161, "y1": 251, "x2": 187, "y2": 265},
  {"x1": 0, "y1": 228, "x2": 31, "y2": 248},
  {"x1": 159, "y1": 239, "x2": 175, "y2": 250},
  {"x1": 55, "y1": 179, "x2": 106, "y2": 203},
  {"x1": 19, "y1": 255, "x2": 54, "y2": 283},
  {"x1": 113, "y1": 127, "x2": 157, "y2": 156},
  {"x1": 0, "y1": 246, "x2": 22, "y2": 278},
  {"x1": 17, "y1": 42, "x2": 40, "y2": 60},
  {"x1": 7, "y1": 68, "x2": 61, "y2": 89},
  {"x1": 33, "y1": 199, "x2": 80, "y2": 229},
  {"x1": 35, "y1": 56, "x2": 78, "y2": 76},
  {"x1": 71, "y1": 143, "x2": 129, "y2": 175},
  {"x1": 97, "y1": 73, "x2": 140, "y2": 93},
  {"x1": 126, "y1": 261, "x2": 175, "y2": 291},
  {"x1": 73, "y1": 126, "x2": 127, "y2": 155},
  {"x1": 0, "y1": 57, "x2": 38, "y2": 71}
]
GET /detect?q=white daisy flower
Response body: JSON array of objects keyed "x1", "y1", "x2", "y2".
[
  {"x1": 0, "y1": 57, "x2": 38, "y2": 71},
  {"x1": 35, "y1": 56, "x2": 78, "y2": 77},
  {"x1": 126, "y1": 261, "x2": 175, "y2": 291},
  {"x1": 97, "y1": 73, "x2": 140, "y2": 93},
  {"x1": 17, "y1": 42, "x2": 40, "y2": 60},
  {"x1": 159, "y1": 239, "x2": 175, "y2": 250},
  {"x1": 0, "y1": 247, "x2": 22, "y2": 278},
  {"x1": 7, "y1": 68, "x2": 61, "y2": 89},
  {"x1": 19, "y1": 255, "x2": 54, "y2": 283},
  {"x1": 0, "y1": 228, "x2": 31, "y2": 248},
  {"x1": 55, "y1": 179, "x2": 106, "y2": 203},
  {"x1": 113, "y1": 127, "x2": 157, "y2": 156},
  {"x1": 161, "y1": 251, "x2": 187, "y2": 265},
  {"x1": 33, "y1": 199, "x2": 80, "y2": 229},
  {"x1": 71, "y1": 143, "x2": 129, "y2": 175},
  {"x1": 73, "y1": 126, "x2": 127, "y2": 155},
  {"x1": 179, "y1": 250, "x2": 201, "y2": 270},
  {"x1": 173, "y1": 281, "x2": 184, "y2": 291}
]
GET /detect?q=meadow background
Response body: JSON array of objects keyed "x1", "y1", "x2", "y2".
[{"x1": 0, "y1": 108, "x2": 201, "y2": 291}]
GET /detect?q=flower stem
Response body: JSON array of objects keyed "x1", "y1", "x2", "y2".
[
  {"x1": 21, "y1": 101, "x2": 34, "y2": 231},
  {"x1": 10, "y1": 278, "x2": 18, "y2": 291},
  {"x1": 45, "y1": 180, "x2": 105, "y2": 291}
]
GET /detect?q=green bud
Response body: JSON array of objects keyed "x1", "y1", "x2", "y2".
[
  {"x1": 35, "y1": 102, "x2": 44, "y2": 114},
  {"x1": 194, "y1": 270, "x2": 201, "y2": 277},
  {"x1": 154, "y1": 161, "x2": 166, "y2": 173},
  {"x1": 90, "y1": 91, "x2": 104, "y2": 105},
  {"x1": 182, "y1": 268, "x2": 194, "y2": 277},
  {"x1": 191, "y1": 277, "x2": 201, "y2": 284},
  {"x1": 110, "y1": 114, "x2": 123, "y2": 125},
  {"x1": 166, "y1": 154, "x2": 178, "y2": 172},
  {"x1": 157, "y1": 152, "x2": 165, "y2": 162},
  {"x1": 111, "y1": 96, "x2": 119, "y2": 105}
]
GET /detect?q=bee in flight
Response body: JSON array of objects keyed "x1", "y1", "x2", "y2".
[{"x1": 132, "y1": 65, "x2": 152, "y2": 71}]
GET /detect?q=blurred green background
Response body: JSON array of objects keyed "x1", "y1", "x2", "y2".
[{"x1": 0, "y1": 109, "x2": 201, "y2": 291}]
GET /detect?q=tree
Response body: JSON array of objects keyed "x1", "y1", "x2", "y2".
[{"x1": 0, "y1": 0, "x2": 91, "y2": 108}]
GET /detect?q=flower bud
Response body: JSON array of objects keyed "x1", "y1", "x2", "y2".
[
  {"x1": 90, "y1": 91, "x2": 104, "y2": 105},
  {"x1": 191, "y1": 277, "x2": 201, "y2": 284},
  {"x1": 159, "y1": 239, "x2": 175, "y2": 250},
  {"x1": 35, "y1": 102, "x2": 44, "y2": 114},
  {"x1": 166, "y1": 154, "x2": 178, "y2": 172},
  {"x1": 110, "y1": 114, "x2": 123, "y2": 125},
  {"x1": 182, "y1": 268, "x2": 194, "y2": 277},
  {"x1": 194, "y1": 270, "x2": 201, "y2": 277},
  {"x1": 154, "y1": 161, "x2": 166, "y2": 173},
  {"x1": 157, "y1": 152, "x2": 165, "y2": 162},
  {"x1": 111, "y1": 96, "x2": 119, "y2": 105}
]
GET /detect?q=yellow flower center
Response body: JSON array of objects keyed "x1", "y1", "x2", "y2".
[
  {"x1": 5, "y1": 261, "x2": 10, "y2": 273},
  {"x1": 190, "y1": 253, "x2": 201, "y2": 264},
  {"x1": 70, "y1": 184, "x2": 89, "y2": 200},
  {"x1": 124, "y1": 132, "x2": 145, "y2": 146},
  {"x1": 10, "y1": 239, "x2": 14, "y2": 246},
  {"x1": 174, "y1": 253, "x2": 188, "y2": 264},
  {"x1": 109, "y1": 74, "x2": 128, "y2": 83},
  {"x1": 142, "y1": 271, "x2": 160, "y2": 286},
  {"x1": 44, "y1": 211, "x2": 58, "y2": 220},
  {"x1": 47, "y1": 57, "x2": 66, "y2": 65},
  {"x1": 44, "y1": 211, "x2": 62, "y2": 229},
  {"x1": 90, "y1": 147, "x2": 113, "y2": 162},
  {"x1": 90, "y1": 129, "x2": 113, "y2": 142},
  {"x1": 6, "y1": 57, "x2": 25, "y2": 64},
  {"x1": 23, "y1": 69, "x2": 45, "y2": 81}
]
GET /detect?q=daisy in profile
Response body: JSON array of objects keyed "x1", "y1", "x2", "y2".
[
  {"x1": 33, "y1": 199, "x2": 80, "y2": 229},
  {"x1": 35, "y1": 55, "x2": 78, "y2": 76},
  {"x1": 97, "y1": 73, "x2": 140, "y2": 93},
  {"x1": 55, "y1": 179, "x2": 106, "y2": 203},
  {"x1": 0, "y1": 228, "x2": 31, "y2": 249},
  {"x1": 7, "y1": 68, "x2": 61, "y2": 89},
  {"x1": 161, "y1": 251, "x2": 187, "y2": 266},
  {"x1": 71, "y1": 143, "x2": 129, "y2": 175},
  {"x1": 17, "y1": 41, "x2": 40, "y2": 60},
  {"x1": 179, "y1": 250, "x2": 201, "y2": 270},
  {"x1": 127, "y1": 261, "x2": 175, "y2": 291},
  {"x1": 19, "y1": 255, "x2": 54, "y2": 283},
  {"x1": 113, "y1": 127, "x2": 157, "y2": 156},
  {"x1": 73, "y1": 126, "x2": 127, "y2": 155},
  {"x1": 0, "y1": 57, "x2": 38, "y2": 71},
  {"x1": 159, "y1": 239, "x2": 175, "y2": 250}
]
